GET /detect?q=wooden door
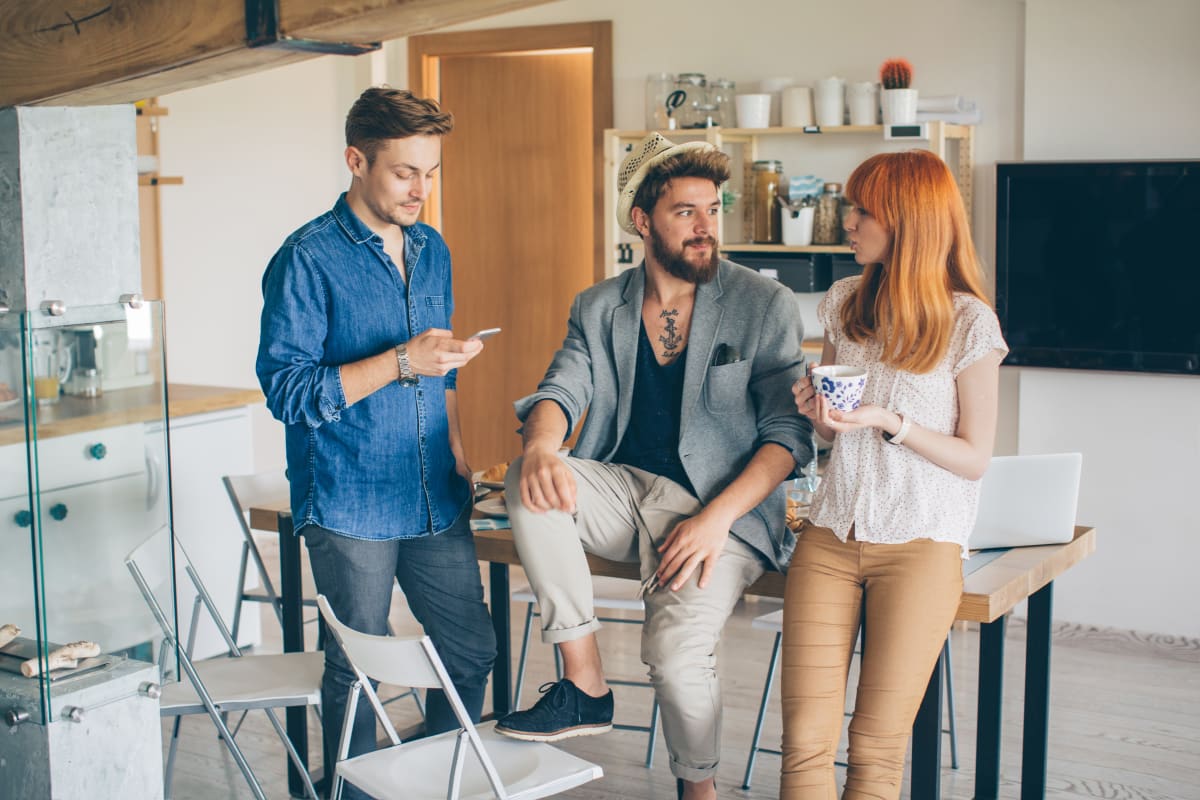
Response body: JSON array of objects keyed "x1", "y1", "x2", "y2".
[{"x1": 409, "y1": 23, "x2": 612, "y2": 470}]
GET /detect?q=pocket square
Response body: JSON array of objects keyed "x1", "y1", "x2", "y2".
[{"x1": 712, "y1": 343, "x2": 741, "y2": 366}]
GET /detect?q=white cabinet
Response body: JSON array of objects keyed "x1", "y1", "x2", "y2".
[
  {"x1": 0, "y1": 424, "x2": 164, "y2": 653},
  {"x1": 146, "y1": 406, "x2": 258, "y2": 660}
]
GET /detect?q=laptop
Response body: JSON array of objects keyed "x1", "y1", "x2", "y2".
[{"x1": 969, "y1": 453, "x2": 1083, "y2": 550}]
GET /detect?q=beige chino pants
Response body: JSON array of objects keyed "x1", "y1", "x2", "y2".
[
  {"x1": 504, "y1": 456, "x2": 765, "y2": 782},
  {"x1": 780, "y1": 524, "x2": 963, "y2": 800}
]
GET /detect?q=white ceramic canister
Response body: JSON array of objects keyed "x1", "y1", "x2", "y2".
[
  {"x1": 847, "y1": 81, "x2": 878, "y2": 126},
  {"x1": 813, "y1": 76, "x2": 846, "y2": 128}
]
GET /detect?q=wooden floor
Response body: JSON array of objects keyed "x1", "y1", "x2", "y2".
[{"x1": 164, "y1": 554, "x2": 1200, "y2": 799}]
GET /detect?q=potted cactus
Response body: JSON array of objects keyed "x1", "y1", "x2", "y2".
[{"x1": 879, "y1": 58, "x2": 918, "y2": 125}]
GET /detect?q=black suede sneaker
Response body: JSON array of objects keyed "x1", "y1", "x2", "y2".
[{"x1": 494, "y1": 679, "x2": 614, "y2": 742}]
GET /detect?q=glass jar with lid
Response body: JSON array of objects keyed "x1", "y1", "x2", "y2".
[
  {"x1": 813, "y1": 182, "x2": 844, "y2": 245},
  {"x1": 752, "y1": 160, "x2": 784, "y2": 243},
  {"x1": 674, "y1": 73, "x2": 708, "y2": 129},
  {"x1": 709, "y1": 79, "x2": 736, "y2": 129},
  {"x1": 645, "y1": 72, "x2": 676, "y2": 130}
]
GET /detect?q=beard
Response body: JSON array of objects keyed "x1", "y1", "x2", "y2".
[{"x1": 648, "y1": 222, "x2": 719, "y2": 285}]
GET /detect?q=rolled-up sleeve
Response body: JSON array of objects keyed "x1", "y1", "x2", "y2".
[
  {"x1": 257, "y1": 243, "x2": 347, "y2": 427},
  {"x1": 514, "y1": 293, "x2": 594, "y2": 433},
  {"x1": 750, "y1": 286, "x2": 814, "y2": 466}
]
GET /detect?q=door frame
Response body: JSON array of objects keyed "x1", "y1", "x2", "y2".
[{"x1": 408, "y1": 21, "x2": 613, "y2": 283}]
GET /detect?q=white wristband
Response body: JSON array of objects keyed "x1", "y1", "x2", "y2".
[{"x1": 884, "y1": 414, "x2": 912, "y2": 446}]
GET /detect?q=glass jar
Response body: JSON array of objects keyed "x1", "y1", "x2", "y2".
[
  {"x1": 692, "y1": 103, "x2": 721, "y2": 128},
  {"x1": 709, "y1": 79, "x2": 736, "y2": 129},
  {"x1": 645, "y1": 72, "x2": 676, "y2": 130},
  {"x1": 674, "y1": 73, "x2": 707, "y2": 129},
  {"x1": 752, "y1": 160, "x2": 784, "y2": 244},
  {"x1": 813, "y1": 182, "x2": 844, "y2": 245}
]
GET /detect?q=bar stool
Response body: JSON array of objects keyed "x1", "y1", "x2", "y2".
[
  {"x1": 740, "y1": 608, "x2": 959, "y2": 789},
  {"x1": 511, "y1": 576, "x2": 661, "y2": 768}
]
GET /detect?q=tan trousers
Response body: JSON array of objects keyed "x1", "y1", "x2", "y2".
[
  {"x1": 504, "y1": 456, "x2": 765, "y2": 782},
  {"x1": 780, "y1": 525, "x2": 962, "y2": 800}
]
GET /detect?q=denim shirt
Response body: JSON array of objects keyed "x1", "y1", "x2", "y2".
[{"x1": 256, "y1": 194, "x2": 470, "y2": 540}]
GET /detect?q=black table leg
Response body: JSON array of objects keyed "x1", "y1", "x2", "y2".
[
  {"x1": 490, "y1": 562, "x2": 512, "y2": 716},
  {"x1": 278, "y1": 512, "x2": 309, "y2": 798},
  {"x1": 911, "y1": 647, "x2": 944, "y2": 799},
  {"x1": 975, "y1": 614, "x2": 1007, "y2": 800},
  {"x1": 1022, "y1": 583, "x2": 1053, "y2": 800}
]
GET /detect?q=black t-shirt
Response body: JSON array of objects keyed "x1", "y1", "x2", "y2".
[{"x1": 612, "y1": 322, "x2": 694, "y2": 494}]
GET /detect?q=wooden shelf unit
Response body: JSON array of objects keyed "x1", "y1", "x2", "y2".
[
  {"x1": 135, "y1": 98, "x2": 182, "y2": 301},
  {"x1": 603, "y1": 121, "x2": 975, "y2": 278}
]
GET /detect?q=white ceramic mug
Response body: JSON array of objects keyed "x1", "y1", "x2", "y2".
[
  {"x1": 813, "y1": 77, "x2": 845, "y2": 128},
  {"x1": 735, "y1": 93, "x2": 772, "y2": 129},
  {"x1": 780, "y1": 86, "x2": 814, "y2": 127}
]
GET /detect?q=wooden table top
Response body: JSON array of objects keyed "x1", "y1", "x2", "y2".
[
  {"x1": 0, "y1": 383, "x2": 263, "y2": 446},
  {"x1": 248, "y1": 489, "x2": 1095, "y2": 626}
]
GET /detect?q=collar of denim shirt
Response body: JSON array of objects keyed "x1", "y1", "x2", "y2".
[{"x1": 331, "y1": 192, "x2": 429, "y2": 250}]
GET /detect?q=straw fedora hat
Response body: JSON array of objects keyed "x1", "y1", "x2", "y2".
[{"x1": 615, "y1": 133, "x2": 716, "y2": 236}]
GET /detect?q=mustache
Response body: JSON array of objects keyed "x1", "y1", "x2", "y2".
[{"x1": 683, "y1": 236, "x2": 717, "y2": 248}]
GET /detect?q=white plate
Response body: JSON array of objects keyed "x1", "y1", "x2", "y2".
[
  {"x1": 472, "y1": 470, "x2": 506, "y2": 490},
  {"x1": 474, "y1": 497, "x2": 508, "y2": 518},
  {"x1": 0, "y1": 398, "x2": 20, "y2": 411}
]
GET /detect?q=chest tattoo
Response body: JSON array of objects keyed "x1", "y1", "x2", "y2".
[{"x1": 659, "y1": 309, "x2": 683, "y2": 361}]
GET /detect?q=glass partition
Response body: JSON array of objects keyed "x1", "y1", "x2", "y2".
[{"x1": 0, "y1": 301, "x2": 173, "y2": 723}]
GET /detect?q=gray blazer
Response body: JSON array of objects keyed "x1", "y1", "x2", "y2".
[{"x1": 514, "y1": 259, "x2": 813, "y2": 570}]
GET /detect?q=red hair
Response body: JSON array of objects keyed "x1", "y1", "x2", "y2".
[{"x1": 840, "y1": 150, "x2": 989, "y2": 373}]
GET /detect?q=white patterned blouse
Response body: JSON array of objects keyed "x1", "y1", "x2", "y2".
[{"x1": 807, "y1": 276, "x2": 1009, "y2": 557}]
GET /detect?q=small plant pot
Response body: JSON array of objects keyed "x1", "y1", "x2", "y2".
[{"x1": 881, "y1": 88, "x2": 918, "y2": 125}]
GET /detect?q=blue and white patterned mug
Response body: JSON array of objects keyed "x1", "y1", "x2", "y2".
[{"x1": 811, "y1": 365, "x2": 868, "y2": 412}]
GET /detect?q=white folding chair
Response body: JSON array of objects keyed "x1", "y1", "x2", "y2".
[
  {"x1": 224, "y1": 471, "x2": 310, "y2": 643},
  {"x1": 317, "y1": 594, "x2": 604, "y2": 800},
  {"x1": 740, "y1": 608, "x2": 959, "y2": 789},
  {"x1": 223, "y1": 471, "x2": 424, "y2": 718},
  {"x1": 126, "y1": 526, "x2": 322, "y2": 800},
  {"x1": 511, "y1": 575, "x2": 661, "y2": 768}
]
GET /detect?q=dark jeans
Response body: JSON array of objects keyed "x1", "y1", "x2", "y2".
[{"x1": 304, "y1": 510, "x2": 496, "y2": 799}]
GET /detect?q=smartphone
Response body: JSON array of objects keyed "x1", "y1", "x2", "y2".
[{"x1": 468, "y1": 327, "x2": 502, "y2": 341}]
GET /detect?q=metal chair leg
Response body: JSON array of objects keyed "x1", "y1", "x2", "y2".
[
  {"x1": 163, "y1": 716, "x2": 183, "y2": 798},
  {"x1": 644, "y1": 698, "x2": 660, "y2": 768},
  {"x1": 231, "y1": 541, "x2": 250, "y2": 645},
  {"x1": 742, "y1": 631, "x2": 782, "y2": 790},
  {"x1": 513, "y1": 603, "x2": 536, "y2": 708},
  {"x1": 944, "y1": 634, "x2": 959, "y2": 769}
]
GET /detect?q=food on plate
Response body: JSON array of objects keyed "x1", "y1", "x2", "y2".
[
  {"x1": 785, "y1": 494, "x2": 806, "y2": 532},
  {"x1": 0, "y1": 382, "x2": 16, "y2": 402},
  {"x1": 21, "y1": 640, "x2": 101, "y2": 678},
  {"x1": 480, "y1": 461, "x2": 509, "y2": 483},
  {"x1": 0, "y1": 623, "x2": 20, "y2": 649}
]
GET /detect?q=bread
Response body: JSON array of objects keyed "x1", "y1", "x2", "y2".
[
  {"x1": 480, "y1": 462, "x2": 509, "y2": 483},
  {"x1": 0, "y1": 623, "x2": 19, "y2": 649},
  {"x1": 21, "y1": 641, "x2": 100, "y2": 678}
]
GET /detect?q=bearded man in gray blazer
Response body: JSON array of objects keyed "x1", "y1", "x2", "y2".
[{"x1": 495, "y1": 134, "x2": 813, "y2": 800}]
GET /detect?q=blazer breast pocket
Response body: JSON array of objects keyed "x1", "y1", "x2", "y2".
[{"x1": 703, "y1": 360, "x2": 752, "y2": 415}]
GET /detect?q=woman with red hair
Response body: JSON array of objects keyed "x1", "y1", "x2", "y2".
[{"x1": 781, "y1": 150, "x2": 1008, "y2": 799}]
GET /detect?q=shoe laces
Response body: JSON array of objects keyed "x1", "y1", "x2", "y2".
[{"x1": 535, "y1": 680, "x2": 570, "y2": 710}]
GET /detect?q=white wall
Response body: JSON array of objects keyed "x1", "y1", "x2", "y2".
[
  {"x1": 1016, "y1": 0, "x2": 1200, "y2": 637},
  {"x1": 158, "y1": 55, "x2": 376, "y2": 472},
  {"x1": 153, "y1": 0, "x2": 1198, "y2": 635}
]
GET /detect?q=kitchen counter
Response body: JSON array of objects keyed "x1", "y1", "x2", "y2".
[{"x1": 0, "y1": 383, "x2": 263, "y2": 446}]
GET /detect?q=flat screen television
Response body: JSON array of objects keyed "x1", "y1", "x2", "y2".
[{"x1": 995, "y1": 160, "x2": 1200, "y2": 375}]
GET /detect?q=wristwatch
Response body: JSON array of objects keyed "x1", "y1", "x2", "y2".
[{"x1": 394, "y1": 343, "x2": 419, "y2": 387}]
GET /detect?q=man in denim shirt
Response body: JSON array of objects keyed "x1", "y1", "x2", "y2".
[{"x1": 257, "y1": 87, "x2": 496, "y2": 796}]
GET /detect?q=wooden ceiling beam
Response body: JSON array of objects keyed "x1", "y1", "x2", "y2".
[{"x1": 0, "y1": 0, "x2": 551, "y2": 107}]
